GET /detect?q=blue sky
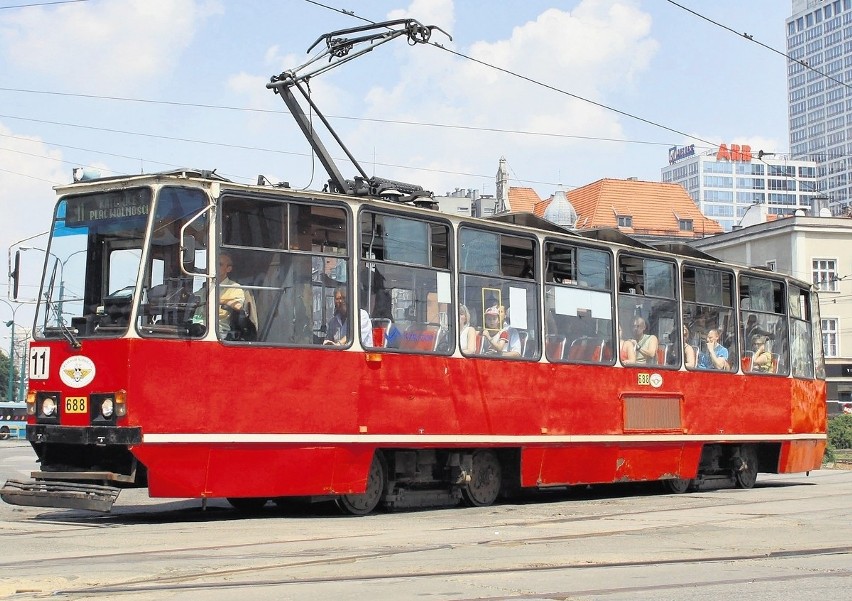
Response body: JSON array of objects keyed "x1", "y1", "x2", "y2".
[{"x1": 0, "y1": 0, "x2": 793, "y2": 329}]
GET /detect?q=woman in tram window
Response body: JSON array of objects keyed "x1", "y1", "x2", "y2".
[
  {"x1": 751, "y1": 335, "x2": 773, "y2": 373},
  {"x1": 618, "y1": 324, "x2": 636, "y2": 364},
  {"x1": 682, "y1": 325, "x2": 696, "y2": 368},
  {"x1": 458, "y1": 304, "x2": 477, "y2": 354}
]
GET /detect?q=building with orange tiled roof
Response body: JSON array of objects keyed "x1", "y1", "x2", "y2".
[{"x1": 530, "y1": 178, "x2": 723, "y2": 240}]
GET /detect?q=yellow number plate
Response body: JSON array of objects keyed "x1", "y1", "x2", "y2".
[{"x1": 65, "y1": 397, "x2": 88, "y2": 414}]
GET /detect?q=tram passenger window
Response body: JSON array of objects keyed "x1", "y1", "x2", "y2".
[
  {"x1": 682, "y1": 265, "x2": 735, "y2": 372},
  {"x1": 218, "y1": 196, "x2": 349, "y2": 346},
  {"x1": 459, "y1": 227, "x2": 539, "y2": 359},
  {"x1": 359, "y1": 211, "x2": 453, "y2": 353},
  {"x1": 544, "y1": 243, "x2": 613, "y2": 363},
  {"x1": 618, "y1": 255, "x2": 677, "y2": 367},
  {"x1": 739, "y1": 276, "x2": 789, "y2": 375}
]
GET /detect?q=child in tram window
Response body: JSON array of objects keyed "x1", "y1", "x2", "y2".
[{"x1": 482, "y1": 306, "x2": 521, "y2": 357}]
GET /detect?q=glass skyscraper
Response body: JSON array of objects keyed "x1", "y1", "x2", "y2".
[{"x1": 787, "y1": 0, "x2": 852, "y2": 214}]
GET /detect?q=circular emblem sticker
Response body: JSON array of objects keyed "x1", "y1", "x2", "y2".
[
  {"x1": 649, "y1": 373, "x2": 663, "y2": 388},
  {"x1": 59, "y1": 355, "x2": 96, "y2": 388}
]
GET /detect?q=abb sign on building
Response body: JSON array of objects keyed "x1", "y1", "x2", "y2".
[{"x1": 716, "y1": 144, "x2": 752, "y2": 162}]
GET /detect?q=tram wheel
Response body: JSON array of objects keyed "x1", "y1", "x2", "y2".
[
  {"x1": 227, "y1": 497, "x2": 268, "y2": 512},
  {"x1": 662, "y1": 478, "x2": 693, "y2": 494},
  {"x1": 734, "y1": 445, "x2": 759, "y2": 489},
  {"x1": 337, "y1": 451, "x2": 387, "y2": 516},
  {"x1": 461, "y1": 450, "x2": 502, "y2": 507}
]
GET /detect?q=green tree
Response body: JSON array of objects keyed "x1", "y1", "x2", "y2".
[{"x1": 0, "y1": 350, "x2": 15, "y2": 400}]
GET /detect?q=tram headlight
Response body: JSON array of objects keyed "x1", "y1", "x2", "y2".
[
  {"x1": 101, "y1": 398, "x2": 114, "y2": 418},
  {"x1": 41, "y1": 397, "x2": 57, "y2": 417}
]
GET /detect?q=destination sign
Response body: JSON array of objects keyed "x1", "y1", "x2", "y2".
[{"x1": 65, "y1": 189, "x2": 151, "y2": 226}]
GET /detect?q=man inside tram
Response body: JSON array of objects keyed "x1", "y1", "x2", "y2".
[
  {"x1": 696, "y1": 328, "x2": 730, "y2": 370},
  {"x1": 629, "y1": 316, "x2": 658, "y2": 365},
  {"x1": 482, "y1": 305, "x2": 522, "y2": 357},
  {"x1": 324, "y1": 285, "x2": 372, "y2": 347},
  {"x1": 216, "y1": 252, "x2": 257, "y2": 340}
]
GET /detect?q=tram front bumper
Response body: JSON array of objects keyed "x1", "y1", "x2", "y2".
[
  {"x1": 27, "y1": 424, "x2": 142, "y2": 445},
  {"x1": 1, "y1": 479, "x2": 121, "y2": 512}
]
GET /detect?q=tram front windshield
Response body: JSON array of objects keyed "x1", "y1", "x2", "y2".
[{"x1": 35, "y1": 186, "x2": 208, "y2": 340}]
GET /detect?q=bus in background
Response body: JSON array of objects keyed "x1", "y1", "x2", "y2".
[{"x1": 0, "y1": 402, "x2": 27, "y2": 440}]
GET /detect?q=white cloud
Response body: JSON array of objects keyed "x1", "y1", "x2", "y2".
[
  {"x1": 0, "y1": 123, "x2": 69, "y2": 300},
  {"x1": 352, "y1": 0, "x2": 658, "y2": 193},
  {"x1": 0, "y1": 0, "x2": 223, "y2": 94}
]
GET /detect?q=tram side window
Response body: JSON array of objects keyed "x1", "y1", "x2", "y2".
[
  {"x1": 739, "y1": 275, "x2": 789, "y2": 375},
  {"x1": 788, "y1": 286, "x2": 815, "y2": 379},
  {"x1": 137, "y1": 187, "x2": 209, "y2": 339},
  {"x1": 682, "y1": 265, "x2": 736, "y2": 372},
  {"x1": 544, "y1": 243, "x2": 614, "y2": 363},
  {"x1": 459, "y1": 227, "x2": 539, "y2": 359},
  {"x1": 617, "y1": 255, "x2": 677, "y2": 367},
  {"x1": 219, "y1": 196, "x2": 349, "y2": 346},
  {"x1": 359, "y1": 212, "x2": 452, "y2": 353}
]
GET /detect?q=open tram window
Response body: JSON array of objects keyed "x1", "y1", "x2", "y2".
[
  {"x1": 544, "y1": 242, "x2": 614, "y2": 364},
  {"x1": 739, "y1": 275, "x2": 789, "y2": 375},
  {"x1": 218, "y1": 196, "x2": 349, "y2": 346},
  {"x1": 617, "y1": 255, "x2": 677, "y2": 367},
  {"x1": 359, "y1": 211, "x2": 453, "y2": 353},
  {"x1": 789, "y1": 286, "x2": 815, "y2": 379},
  {"x1": 458, "y1": 227, "x2": 539, "y2": 359},
  {"x1": 682, "y1": 265, "x2": 735, "y2": 372}
]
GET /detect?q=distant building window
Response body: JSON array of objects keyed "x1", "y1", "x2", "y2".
[
  {"x1": 617, "y1": 215, "x2": 633, "y2": 228},
  {"x1": 678, "y1": 219, "x2": 693, "y2": 231},
  {"x1": 822, "y1": 318, "x2": 838, "y2": 357},
  {"x1": 766, "y1": 260, "x2": 776, "y2": 271},
  {"x1": 813, "y1": 259, "x2": 838, "y2": 291}
]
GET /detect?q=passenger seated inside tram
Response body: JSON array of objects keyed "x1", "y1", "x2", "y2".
[
  {"x1": 482, "y1": 305, "x2": 522, "y2": 357},
  {"x1": 750, "y1": 335, "x2": 773, "y2": 373},
  {"x1": 628, "y1": 316, "x2": 658, "y2": 365},
  {"x1": 458, "y1": 304, "x2": 477, "y2": 354},
  {"x1": 618, "y1": 325, "x2": 636, "y2": 364},
  {"x1": 696, "y1": 328, "x2": 730, "y2": 370},
  {"x1": 324, "y1": 286, "x2": 372, "y2": 347}
]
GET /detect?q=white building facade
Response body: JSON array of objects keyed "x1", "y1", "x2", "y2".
[
  {"x1": 692, "y1": 214, "x2": 852, "y2": 412},
  {"x1": 661, "y1": 143, "x2": 818, "y2": 232},
  {"x1": 787, "y1": 0, "x2": 852, "y2": 214}
]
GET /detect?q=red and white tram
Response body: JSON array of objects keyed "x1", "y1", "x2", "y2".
[{"x1": 1, "y1": 20, "x2": 826, "y2": 514}]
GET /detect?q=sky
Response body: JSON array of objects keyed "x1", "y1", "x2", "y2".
[{"x1": 0, "y1": 0, "x2": 795, "y2": 334}]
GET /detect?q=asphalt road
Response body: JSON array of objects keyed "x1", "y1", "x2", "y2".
[{"x1": 1, "y1": 440, "x2": 851, "y2": 601}]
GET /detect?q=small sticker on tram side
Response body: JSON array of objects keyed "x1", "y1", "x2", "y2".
[{"x1": 59, "y1": 356, "x2": 96, "y2": 388}]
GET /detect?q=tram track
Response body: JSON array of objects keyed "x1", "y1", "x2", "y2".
[
  {"x1": 0, "y1": 485, "x2": 847, "y2": 570},
  {"x1": 43, "y1": 544, "x2": 852, "y2": 598}
]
